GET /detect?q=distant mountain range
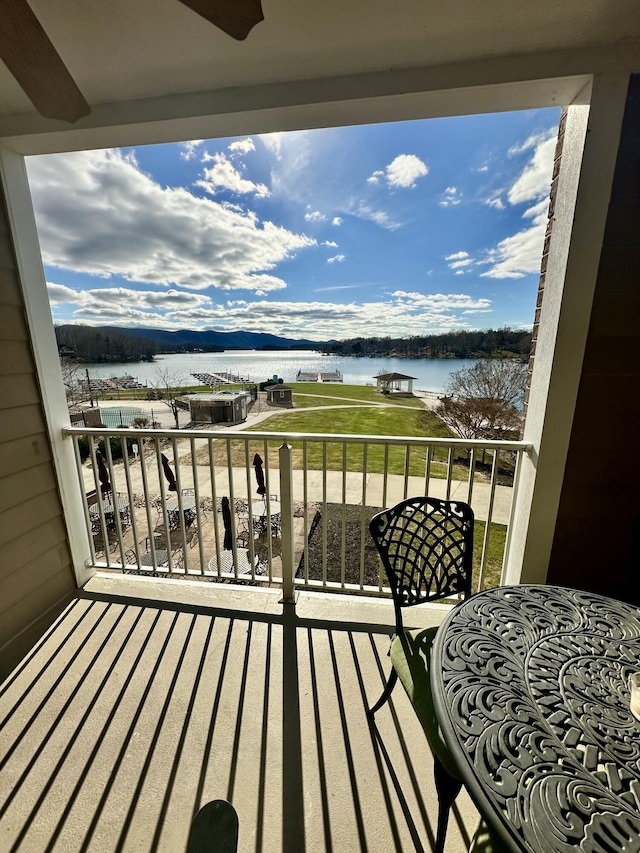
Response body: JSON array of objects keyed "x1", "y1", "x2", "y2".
[{"x1": 103, "y1": 326, "x2": 328, "y2": 351}]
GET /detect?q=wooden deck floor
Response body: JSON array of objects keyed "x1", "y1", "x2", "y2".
[{"x1": 0, "y1": 579, "x2": 479, "y2": 852}]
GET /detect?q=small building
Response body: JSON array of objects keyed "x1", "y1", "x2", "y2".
[
  {"x1": 188, "y1": 390, "x2": 250, "y2": 425},
  {"x1": 266, "y1": 384, "x2": 293, "y2": 406},
  {"x1": 374, "y1": 372, "x2": 417, "y2": 395}
]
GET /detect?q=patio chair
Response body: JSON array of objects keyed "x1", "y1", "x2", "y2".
[{"x1": 367, "y1": 496, "x2": 501, "y2": 853}]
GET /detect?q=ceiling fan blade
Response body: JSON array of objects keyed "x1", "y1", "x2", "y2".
[
  {"x1": 177, "y1": 0, "x2": 264, "y2": 41},
  {"x1": 0, "y1": 0, "x2": 90, "y2": 123}
]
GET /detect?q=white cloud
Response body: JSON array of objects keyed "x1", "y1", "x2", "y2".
[
  {"x1": 228, "y1": 138, "x2": 255, "y2": 155},
  {"x1": 352, "y1": 203, "x2": 400, "y2": 230},
  {"x1": 446, "y1": 250, "x2": 474, "y2": 273},
  {"x1": 391, "y1": 291, "x2": 491, "y2": 313},
  {"x1": 180, "y1": 140, "x2": 204, "y2": 160},
  {"x1": 27, "y1": 149, "x2": 314, "y2": 293},
  {"x1": 481, "y1": 204, "x2": 547, "y2": 279},
  {"x1": 305, "y1": 210, "x2": 326, "y2": 222},
  {"x1": 478, "y1": 165, "x2": 489, "y2": 172},
  {"x1": 47, "y1": 282, "x2": 79, "y2": 303},
  {"x1": 485, "y1": 194, "x2": 505, "y2": 210},
  {"x1": 440, "y1": 186, "x2": 462, "y2": 207},
  {"x1": 367, "y1": 155, "x2": 428, "y2": 190},
  {"x1": 196, "y1": 152, "x2": 270, "y2": 198},
  {"x1": 327, "y1": 254, "x2": 345, "y2": 264},
  {"x1": 49, "y1": 287, "x2": 494, "y2": 338},
  {"x1": 260, "y1": 131, "x2": 285, "y2": 157},
  {"x1": 508, "y1": 129, "x2": 555, "y2": 157},
  {"x1": 507, "y1": 136, "x2": 556, "y2": 205},
  {"x1": 323, "y1": 240, "x2": 338, "y2": 248},
  {"x1": 164, "y1": 291, "x2": 489, "y2": 338},
  {"x1": 481, "y1": 131, "x2": 555, "y2": 279},
  {"x1": 382, "y1": 154, "x2": 429, "y2": 189},
  {"x1": 332, "y1": 217, "x2": 343, "y2": 226}
]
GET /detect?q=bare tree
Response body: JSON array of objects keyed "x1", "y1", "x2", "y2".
[
  {"x1": 60, "y1": 359, "x2": 90, "y2": 408},
  {"x1": 437, "y1": 359, "x2": 527, "y2": 440},
  {"x1": 149, "y1": 367, "x2": 186, "y2": 429}
]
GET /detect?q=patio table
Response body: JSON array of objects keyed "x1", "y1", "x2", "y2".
[
  {"x1": 251, "y1": 499, "x2": 282, "y2": 534},
  {"x1": 431, "y1": 585, "x2": 640, "y2": 852},
  {"x1": 89, "y1": 494, "x2": 131, "y2": 527},
  {"x1": 165, "y1": 496, "x2": 197, "y2": 530},
  {"x1": 208, "y1": 549, "x2": 260, "y2": 575}
]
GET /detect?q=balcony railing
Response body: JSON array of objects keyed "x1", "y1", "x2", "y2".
[{"x1": 65, "y1": 426, "x2": 531, "y2": 598}]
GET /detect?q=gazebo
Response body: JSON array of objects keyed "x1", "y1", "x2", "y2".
[{"x1": 374, "y1": 372, "x2": 417, "y2": 394}]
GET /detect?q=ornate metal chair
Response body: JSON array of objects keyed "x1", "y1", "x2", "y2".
[{"x1": 367, "y1": 497, "x2": 502, "y2": 853}]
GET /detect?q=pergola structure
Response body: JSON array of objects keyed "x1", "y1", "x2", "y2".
[{"x1": 375, "y1": 372, "x2": 417, "y2": 394}]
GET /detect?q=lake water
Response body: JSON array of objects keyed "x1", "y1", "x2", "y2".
[{"x1": 80, "y1": 350, "x2": 479, "y2": 393}]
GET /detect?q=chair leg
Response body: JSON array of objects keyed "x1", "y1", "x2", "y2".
[
  {"x1": 367, "y1": 668, "x2": 398, "y2": 719},
  {"x1": 433, "y1": 755, "x2": 462, "y2": 853}
]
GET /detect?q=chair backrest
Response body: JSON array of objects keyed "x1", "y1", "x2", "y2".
[{"x1": 369, "y1": 496, "x2": 474, "y2": 632}]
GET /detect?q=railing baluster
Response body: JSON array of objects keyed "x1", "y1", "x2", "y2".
[
  {"x1": 208, "y1": 437, "x2": 222, "y2": 577},
  {"x1": 64, "y1": 425, "x2": 530, "y2": 595},
  {"x1": 171, "y1": 436, "x2": 189, "y2": 574},
  {"x1": 477, "y1": 448, "x2": 500, "y2": 592},
  {"x1": 382, "y1": 444, "x2": 389, "y2": 508},
  {"x1": 467, "y1": 447, "x2": 476, "y2": 505},
  {"x1": 302, "y1": 441, "x2": 309, "y2": 585},
  {"x1": 360, "y1": 442, "x2": 368, "y2": 591},
  {"x1": 190, "y1": 437, "x2": 206, "y2": 575},
  {"x1": 74, "y1": 434, "x2": 96, "y2": 566},
  {"x1": 341, "y1": 442, "x2": 347, "y2": 588},
  {"x1": 424, "y1": 445, "x2": 432, "y2": 496},
  {"x1": 121, "y1": 437, "x2": 141, "y2": 566},
  {"x1": 138, "y1": 437, "x2": 156, "y2": 568},
  {"x1": 279, "y1": 442, "x2": 295, "y2": 602},
  {"x1": 264, "y1": 437, "x2": 274, "y2": 580},
  {"x1": 403, "y1": 444, "x2": 410, "y2": 499},
  {"x1": 445, "y1": 446, "x2": 454, "y2": 500},
  {"x1": 322, "y1": 440, "x2": 328, "y2": 587},
  {"x1": 501, "y1": 448, "x2": 524, "y2": 583},
  {"x1": 103, "y1": 437, "x2": 125, "y2": 567}
]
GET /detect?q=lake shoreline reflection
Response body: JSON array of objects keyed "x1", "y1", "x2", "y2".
[{"x1": 79, "y1": 349, "x2": 481, "y2": 394}]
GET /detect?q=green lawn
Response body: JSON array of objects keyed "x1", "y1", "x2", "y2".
[
  {"x1": 290, "y1": 382, "x2": 424, "y2": 407},
  {"x1": 247, "y1": 405, "x2": 472, "y2": 478},
  {"x1": 288, "y1": 395, "x2": 360, "y2": 409},
  {"x1": 473, "y1": 521, "x2": 506, "y2": 590}
]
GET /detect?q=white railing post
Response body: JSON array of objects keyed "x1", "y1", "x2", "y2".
[{"x1": 279, "y1": 442, "x2": 296, "y2": 602}]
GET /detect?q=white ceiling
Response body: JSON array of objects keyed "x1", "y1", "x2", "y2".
[
  {"x1": 0, "y1": 0, "x2": 640, "y2": 150},
  {"x1": 2, "y1": 0, "x2": 639, "y2": 120}
]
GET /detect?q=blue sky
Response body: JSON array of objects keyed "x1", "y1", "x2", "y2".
[{"x1": 27, "y1": 107, "x2": 560, "y2": 342}]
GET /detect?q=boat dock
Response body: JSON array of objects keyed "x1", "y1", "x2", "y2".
[
  {"x1": 296, "y1": 370, "x2": 343, "y2": 383},
  {"x1": 192, "y1": 371, "x2": 248, "y2": 385}
]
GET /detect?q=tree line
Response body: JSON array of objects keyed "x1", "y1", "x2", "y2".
[
  {"x1": 56, "y1": 324, "x2": 159, "y2": 362},
  {"x1": 323, "y1": 328, "x2": 532, "y2": 359}
]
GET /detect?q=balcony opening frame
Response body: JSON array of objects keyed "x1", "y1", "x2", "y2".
[{"x1": 0, "y1": 60, "x2": 632, "y2": 588}]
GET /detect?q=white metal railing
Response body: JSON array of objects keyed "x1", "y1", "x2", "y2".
[{"x1": 65, "y1": 426, "x2": 531, "y2": 600}]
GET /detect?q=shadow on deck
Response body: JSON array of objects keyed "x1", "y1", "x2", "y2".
[{"x1": 0, "y1": 580, "x2": 479, "y2": 852}]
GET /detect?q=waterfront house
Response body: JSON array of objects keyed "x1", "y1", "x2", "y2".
[{"x1": 0, "y1": 3, "x2": 639, "y2": 851}]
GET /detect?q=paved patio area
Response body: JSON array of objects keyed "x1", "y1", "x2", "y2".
[{"x1": 0, "y1": 579, "x2": 480, "y2": 852}]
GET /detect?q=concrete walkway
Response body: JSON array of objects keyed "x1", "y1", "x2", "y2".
[{"x1": 84, "y1": 460, "x2": 513, "y2": 525}]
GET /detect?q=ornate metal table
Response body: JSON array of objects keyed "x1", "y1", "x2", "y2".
[{"x1": 431, "y1": 585, "x2": 640, "y2": 852}]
